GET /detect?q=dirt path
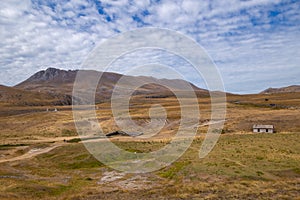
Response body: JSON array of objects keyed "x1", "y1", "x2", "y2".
[
  {"x1": 0, "y1": 136, "x2": 107, "y2": 164},
  {"x1": 196, "y1": 120, "x2": 226, "y2": 127},
  {"x1": 0, "y1": 144, "x2": 63, "y2": 164}
]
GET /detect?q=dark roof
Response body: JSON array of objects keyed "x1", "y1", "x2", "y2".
[
  {"x1": 106, "y1": 131, "x2": 143, "y2": 137},
  {"x1": 253, "y1": 125, "x2": 274, "y2": 129}
]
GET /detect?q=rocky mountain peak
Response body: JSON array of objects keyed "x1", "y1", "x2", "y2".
[{"x1": 17, "y1": 68, "x2": 78, "y2": 85}]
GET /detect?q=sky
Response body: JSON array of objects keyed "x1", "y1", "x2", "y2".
[{"x1": 0, "y1": 0, "x2": 299, "y2": 93}]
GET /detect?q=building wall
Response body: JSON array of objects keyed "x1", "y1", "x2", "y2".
[
  {"x1": 253, "y1": 128, "x2": 274, "y2": 133},
  {"x1": 268, "y1": 129, "x2": 274, "y2": 133}
]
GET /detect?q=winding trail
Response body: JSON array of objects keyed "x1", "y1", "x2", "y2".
[
  {"x1": 0, "y1": 144, "x2": 63, "y2": 164},
  {"x1": 0, "y1": 136, "x2": 106, "y2": 164}
]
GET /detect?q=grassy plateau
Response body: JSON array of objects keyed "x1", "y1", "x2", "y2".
[{"x1": 0, "y1": 93, "x2": 299, "y2": 199}]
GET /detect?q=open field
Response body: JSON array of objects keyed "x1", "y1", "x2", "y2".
[
  {"x1": 0, "y1": 133, "x2": 299, "y2": 199},
  {"x1": 0, "y1": 93, "x2": 299, "y2": 199}
]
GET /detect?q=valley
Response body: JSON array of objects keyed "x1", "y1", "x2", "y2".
[{"x1": 0, "y1": 68, "x2": 299, "y2": 199}]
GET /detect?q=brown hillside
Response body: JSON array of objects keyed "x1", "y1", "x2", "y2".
[
  {"x1": 15, "y1": 68, "x2": 209, "y2": 101},
  {"x1": 0, "y1": 85, "x2": 71, "y2": 106},
  {"x1": 260, "y1": 85, "x2": 300, "y2": 94}
]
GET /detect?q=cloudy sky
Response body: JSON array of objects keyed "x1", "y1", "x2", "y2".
[{"x1": 0, "y1": 0, "x2": 299, "y2": 93}]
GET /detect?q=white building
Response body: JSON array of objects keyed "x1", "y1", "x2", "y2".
[{"x1": 253, "y1": 125, "x2": 274, "y2": 133}]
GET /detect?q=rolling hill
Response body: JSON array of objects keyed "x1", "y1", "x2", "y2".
[
  {"x1": 5, "y1": 68, "x2": 299, "y2": 106},
  {"x1": 14, "y1": 68, "x2": 209, "y2": 102},
  {"x1": 0, "y1": 84, "x2": 72, "y2": 106},
  {"x1": 260, "y1": 85, "x2": 300, "y2": 94}
]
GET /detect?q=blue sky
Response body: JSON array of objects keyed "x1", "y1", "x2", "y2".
[{"x1": 0, "y1": 0, "x2": 299, "y2": 93}]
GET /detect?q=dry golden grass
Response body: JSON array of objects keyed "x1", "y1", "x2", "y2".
[
  {"x1": 0, "y1": 93, "x2": 299, "y2": 199},
  {"x1": 0, "y1": 133, "x2": 299, "y2": 199}
]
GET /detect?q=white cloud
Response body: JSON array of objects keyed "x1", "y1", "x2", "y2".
[{"x1": 0, "y1": 0, "x2": 299, "y2": 93}]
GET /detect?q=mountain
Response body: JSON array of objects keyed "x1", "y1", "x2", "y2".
[
  {"x1": 15, "y1": 68, "x2": 78, "y2": 95},
  {"x1": 15, "y1": 68, "x2": 209, "y2": 102},
  {"x1": 260, "y1": 85, "x2": 300, "y2": 94}
]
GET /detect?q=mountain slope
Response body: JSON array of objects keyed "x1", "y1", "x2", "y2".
[
  {"x1": 15, "y1": 68, "x2": 209, "y2": 101},
  {"x1": 260, "y1": 85, "x2": 300, "y2": 94},
  {"x1": 0, "y1": 85, "x2": 72, "y2": 106},
  {"x1": 15, "y1": 68, "x2": 78, "y2": 95}
]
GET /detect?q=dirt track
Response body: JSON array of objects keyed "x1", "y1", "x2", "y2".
[{"x1": 0, "y1": 144, "x2": 63, "y2": 164}]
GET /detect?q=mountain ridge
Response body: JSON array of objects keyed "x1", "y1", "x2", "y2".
[
  {"x1": 260, "y1": 85, "x2": 300, "y2": 94},
  {"x1": 7, "y1": 68, "x2": 210, "y2": 105}
]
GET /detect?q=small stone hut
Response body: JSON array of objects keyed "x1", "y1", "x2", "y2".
[
  {"x1": 253, "y1": 125, "x2": 274, "y2": 133},
  {"x1": 106, "y1": 130, "x2": 143, "y2": 137}
]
